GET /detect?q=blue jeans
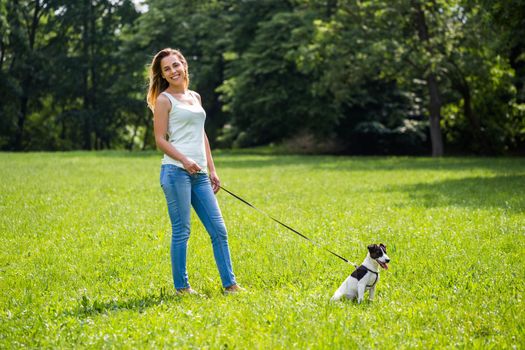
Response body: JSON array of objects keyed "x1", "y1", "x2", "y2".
[{"x1": 160, "y1": 164, "x2": 237, "y2": 290}]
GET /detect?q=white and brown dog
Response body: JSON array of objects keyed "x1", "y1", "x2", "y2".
[{"x1": 331, "y1": 244, "x2": 390, "y2": 303}]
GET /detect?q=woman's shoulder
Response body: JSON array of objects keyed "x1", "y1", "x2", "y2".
[
  {"x1": 188, "y1": 89, "x2": 200, "y2": 97},
  {"x1": 158, "y1": 90, "x2": 171, "y2": 99},
  {"x1": 155, "y1": 92, "x2": 172, "y2": 111},
  {"x1": 189, "y1": 90, "x2": 202, "y2": 104}
]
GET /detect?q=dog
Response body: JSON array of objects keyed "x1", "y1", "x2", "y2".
[{"x1": 330, "y1": 244, "x2": 390, "y2": 303}]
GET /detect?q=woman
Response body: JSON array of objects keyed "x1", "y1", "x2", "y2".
[{"x1": 147, "y1": 48, "x2": 242, "y2": 294}]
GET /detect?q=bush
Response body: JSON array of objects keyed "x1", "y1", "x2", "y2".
[{"x1": 347, "y1": 119, "x2": 430, "y2": 155}]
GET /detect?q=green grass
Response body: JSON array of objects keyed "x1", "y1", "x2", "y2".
[{"x1": 1, "y1": 151, "x2": 524, "y2": 349}]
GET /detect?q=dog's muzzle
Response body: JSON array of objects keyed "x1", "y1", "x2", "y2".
[{"x1": 377, "y1": 258, "x2": 390, "y2": 270}]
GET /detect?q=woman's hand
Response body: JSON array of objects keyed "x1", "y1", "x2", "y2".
[
  {"x1": 209, "y1": 171, "x2": 221, "y2": 194},
  {"x1": 182, "y1": 158, "x2": 202, "y2": 174}
]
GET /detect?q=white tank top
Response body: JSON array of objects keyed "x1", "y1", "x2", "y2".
[{"x1": 160, "y1": 91, "x2": 207, "y2": 171}]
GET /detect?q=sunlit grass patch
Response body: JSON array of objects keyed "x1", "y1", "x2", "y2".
[{"x1": 1, "y1": 152, "x2": 524, "y2": 348}]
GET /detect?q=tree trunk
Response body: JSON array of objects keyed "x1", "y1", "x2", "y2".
[
  {"x1": 142, "y1": 112, "x2": 152, "y2": 150},
  {"x1": 326, "y1": 0, "x2": 338, "y2": 18},
  {"x1": 0, "y1": 39, "x2": 5, "y2": 71},
  {"x1": 427, "y1": 74, "x2": 444, "y2": 156},
  {"x1": 509, "y1": 45, "x2": 525, "y2": 103},
  {"x1": 412, "y1": 0, "x2": 444, "y2": 157},
  {"x1": 448, "y1": 59, "x2": 482, "y2": 147},
  {"x1": 460, "y1": 81, "x2": 482, "y2": 149},
  {"x1": 81, "y1": 0, "x2": 92, "y2": 150},
  {"x1": 14, "y1": 90, "x2": 28, "y2": 150},
  {"x1": 90, "y1": 0, "x2": 98, "y2": 148},
  {"x1": 14, "y1": 0, "x2": 42, "y2": 151},
  {"x1": 60, "y1": 107, "x2": 67, "y2": 141}
]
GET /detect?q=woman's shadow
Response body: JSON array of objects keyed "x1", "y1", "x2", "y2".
[{"x1": 63, "y1": 287, "x2": 182, "y2": 318}]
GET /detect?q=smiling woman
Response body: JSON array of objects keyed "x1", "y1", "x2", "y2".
[
  {"x1": 147, "y1": 49, "x2": 189, "y2": 111},
  {"x1": 146, "y1": 48, "x2": 244, "y2": 295}
]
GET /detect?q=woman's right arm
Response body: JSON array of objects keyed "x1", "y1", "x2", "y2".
[{"x1": 153, "y1": 95, "x2": 202, "y2": 173}]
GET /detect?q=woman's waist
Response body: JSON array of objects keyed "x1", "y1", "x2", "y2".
[
  {"x1": 168, "y1": 139, "x2": 204, "y2": 153},
  {"x1": 162, "y1": 155, "x2": 207, "y2": 169},
  {"x1": 163, "y1": 145, "x2": 207, "y2": 164}
]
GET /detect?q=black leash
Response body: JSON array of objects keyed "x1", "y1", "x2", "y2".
[{"x1": 219, "y1": 185, "x2": 357, "y2": 268}]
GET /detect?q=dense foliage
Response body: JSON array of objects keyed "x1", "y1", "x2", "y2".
[{"x1": 1, "y1": 0, "x2": 524, "y2": 155}]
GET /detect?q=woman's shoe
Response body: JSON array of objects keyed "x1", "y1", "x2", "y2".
[
  {"x1": 177, "y1": 287, "x2": 198, "y2": 295},
  {"x1": 224, "y1": 284, "x2": 246, "y2": 295}
]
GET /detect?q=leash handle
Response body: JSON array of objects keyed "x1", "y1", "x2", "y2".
[{"x1": 219, "y1": 185, "x2": 357, "y2": 267}]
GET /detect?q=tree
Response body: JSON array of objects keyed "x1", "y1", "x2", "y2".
[
  {"x1": 0, "y1": 0, "x2": 522, "y2": 154},
  {"x1": 0, "y1": 0, "x2": 141, "y2": 151},
  {"x1": 290, "y1": 0, "x2": 429, "y2": 154},
  {"x1": 0, "y1": 0, "x2": 53, "y2": 150},
  {"x1": 219, "y1": 8, "x2": 341, "y2": 146}
]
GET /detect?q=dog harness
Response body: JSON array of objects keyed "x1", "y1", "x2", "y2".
[{"x1": 351, "y1": 265, "x2": 379, "y2": 288}]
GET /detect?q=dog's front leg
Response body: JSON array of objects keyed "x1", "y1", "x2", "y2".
[
  {"x1": 368, "y1": 285, "x2": 376, "y2": 302},
  {"x1": 356, "y1": 283, "x2": 366, "y2": 304}
]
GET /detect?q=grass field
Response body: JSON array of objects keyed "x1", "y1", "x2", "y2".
[{"x1": 1, "y1": 151, "x2": 524, "y2": 349}]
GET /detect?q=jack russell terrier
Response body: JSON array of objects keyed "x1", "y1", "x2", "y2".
[{"x1": 331, "y1": 244, "x2": 390, "y2": 303}]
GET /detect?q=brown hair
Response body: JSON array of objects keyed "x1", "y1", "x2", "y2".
[{"x1": 146, "y1": 48, "x2": 189, "y2": 111}]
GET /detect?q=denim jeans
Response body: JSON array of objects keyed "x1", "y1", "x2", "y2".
[{"x1": 160, "y1": 164, "x2": 237, "y2": 289}]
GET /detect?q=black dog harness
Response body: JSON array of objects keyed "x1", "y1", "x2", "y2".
[{"x1": 351, "y1": 265, "x2": 379, "y2": 288}]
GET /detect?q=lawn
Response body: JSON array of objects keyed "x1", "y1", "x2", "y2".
[{"x1": 0, "y1": 151, "x2": 524, "y2": 349}]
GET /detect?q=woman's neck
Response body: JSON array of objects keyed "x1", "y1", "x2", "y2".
[{"x1": 165, "y1": 85, "x2": 186, "y2": 94}]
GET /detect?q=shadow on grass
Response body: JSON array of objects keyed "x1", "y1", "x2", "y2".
[
  {"x1": 64, "y1": 150, "x2": 161, "y2": 158},
  {"x1": 63, "y1": 288, "x2": 180, "y2": 318},
  {"x1": 19, "y1": 150, "x2": 523, "y2": 174},
  {"x1": 392, "y1": 174, "x2": 525, "y2": 212},
  {"x1": 215, "y1": 154, "x2": 525, "y2": 174}
]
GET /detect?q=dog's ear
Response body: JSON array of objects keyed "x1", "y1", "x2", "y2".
[
  {"x1": 368, "y1": 244, "x2": 382, "y2": 258},
  {"x1": 379, "y1": 243, "x2": 387, "y2": 252}
]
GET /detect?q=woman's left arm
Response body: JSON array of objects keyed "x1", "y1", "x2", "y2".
[
  {"x1": 193, "y1": 90, "x2": 220, "y2": 193},
  {"x1": 205, "y1": 133, "x2": 220, "y2": 194}
]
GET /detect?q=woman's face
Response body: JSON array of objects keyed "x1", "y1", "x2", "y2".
[{"x1": 160, "y1": 54, "x2": 186, "y2": 87}]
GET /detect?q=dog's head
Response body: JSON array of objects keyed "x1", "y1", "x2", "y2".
[{"x1": 368, "y1": 243, "x2": 390, "y2": 270}]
